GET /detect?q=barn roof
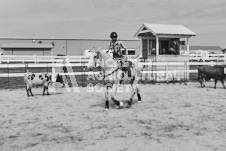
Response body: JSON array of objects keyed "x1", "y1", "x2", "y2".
[
  {"x1": 1, "y1": 43, "x2": 53, "y2": 49},
  {"x1": 189, "y1": 46, "x2": 222, "y2": 51},
  {"x1": 189, "y1": 46, "x2": 223, "y2": 54},
  {"x1": 134, "y1": 23, "x2": 196, "y2": 37}
]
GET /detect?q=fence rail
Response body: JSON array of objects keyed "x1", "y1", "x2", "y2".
[
  {"x1": 188, "y1": 53, "x2": 226, "y2": 62},
  {"x1": 1, "y1": 54, "x2": 226, "y2": 63},
  {"x1": 1, "y1": 61, "x2": 226, "y2": 78},
  {"x1": 1, "y1": 54, "x2": 226, "y2": 88},
  {"x1": 0, "y1": 55, "x2": 90, "y2": 64}
]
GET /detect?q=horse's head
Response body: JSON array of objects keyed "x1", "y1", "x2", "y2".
[{"x1": 87, "y1": 48, "x2": 119, "y2": 72}]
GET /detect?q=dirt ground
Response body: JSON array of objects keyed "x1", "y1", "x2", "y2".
[{"x1": 0, "y1": 82, "x2": 226, "y2": 151}]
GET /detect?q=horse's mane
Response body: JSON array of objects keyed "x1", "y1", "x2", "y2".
[
  {"x1": 98, "y1": 50, "x2": 114, "y2": 60},
  {"x1": 98, "y1": 50, "x2": 118, "y2": 74}
]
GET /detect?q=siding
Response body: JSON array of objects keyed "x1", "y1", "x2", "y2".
[{"x1": 0, "y1": 38, "x2": 140, "y2": 56}]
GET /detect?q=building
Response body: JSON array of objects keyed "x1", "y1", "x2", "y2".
[
  {"x1": 134, "y1": 23, "x2": 197, "y2": 81},
  {"x1": 134, "y1": 23, "x2": 196, "y2": 62},
  {"x1": 0, "y1": 38, "x2": 140, "y2": 56},
  {"x1": 1, "y1": 43, "x2": 53, "y2": 55}
]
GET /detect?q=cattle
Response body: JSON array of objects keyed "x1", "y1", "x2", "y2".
[
  {"x1": 197, "y1": 65, "x2": 226, "y2": 89},
  {"x1": 24, "y1": 71, "x2": 64, "y2": 96}
]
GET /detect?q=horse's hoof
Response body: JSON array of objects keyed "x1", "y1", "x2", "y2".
[
  {"x1": 105, "y1": 108, "x2": 109, "y2": 111},
  {"x1": 137, "y1": 94, "x2": 141, "y2": 101},
  {"x1": 128, "y1": 98, "x2": 133, "y2": 105},
  {"x1": 138, "y1": 100, "x2": 141, "y2": 103},
  {"x1": 128, "y1": 101, "x2": 132, "y2": 106},
  {"x1": 119, "y1": 102, "x2": 124, "y2": 108}
]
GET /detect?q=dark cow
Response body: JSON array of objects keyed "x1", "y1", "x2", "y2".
[
  {"x1": 24, "y1": 71, "x2": 64, "y2": 96},
  {"x1": 197, "y1": 65, "x2": 226, "y2": 89}
]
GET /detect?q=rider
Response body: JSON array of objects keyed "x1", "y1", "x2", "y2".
[
  {"x1": 107, "y1": 32, "x2": 128, "y2": 61},
  {"x1": 107, "y1": 32, "x2": 133, "y2": 78}
]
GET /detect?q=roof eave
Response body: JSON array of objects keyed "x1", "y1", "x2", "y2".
[{"x1": 134, "y1": 23, "x2": 157, "y2": 38}]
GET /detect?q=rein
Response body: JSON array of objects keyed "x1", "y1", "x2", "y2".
[
  {"x1": 95, "y1": 50, "x2": 123, "y2": 80},
  {"x1": 103, "y1": 66, "x2": 119, "y2": 77}
]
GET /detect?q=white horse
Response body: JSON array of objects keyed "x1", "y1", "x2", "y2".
[{"x1": 87, "y1": 49, "x2": 142, "y2": 110}]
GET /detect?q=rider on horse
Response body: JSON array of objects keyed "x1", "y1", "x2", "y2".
[{"x1": 107, "y1": 32, "x2": 133, "y2": 79}]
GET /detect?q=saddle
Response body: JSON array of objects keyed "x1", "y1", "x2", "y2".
[{"x1": 116, "y1": 59, "x2": 134, "y2": 80}]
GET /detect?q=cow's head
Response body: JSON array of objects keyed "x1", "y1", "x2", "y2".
[{"x1": 51, "y1": 73, "x2": 64, "y2": 84}]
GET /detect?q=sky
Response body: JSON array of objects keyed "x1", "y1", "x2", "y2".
[{"x1": 0, "y1": 0, "x2": 226, "y2": 48}]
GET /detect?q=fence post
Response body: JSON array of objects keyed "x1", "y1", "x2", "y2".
[
  {"x1": 47, "y1": 63, "x2": 49, "y2": 73},
  {"x1": 7, "y1": 63, "x2": 9, "y2": 88},
  {"x1": 166, "y1": 62, "x2": 169, "y2": 83},
  {"x1": 34, "y1": 55, "x2": 37, "y2": 64},
  {"x1": 184, "y1": 61, "x2": 187, "y2": 85},
  {"x1": 66, "y1": 55, "x2": 69, "y2": 63},
  {"x1": 24, "y1": 63, "x2": 27, "y2": 72},
  {"x1": 82, "y1": 62, "x2": 86, "y2": 87}
]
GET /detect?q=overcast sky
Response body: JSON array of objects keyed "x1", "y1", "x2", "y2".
[{"x1": 0, "y1": 0, "x2": 226, "y2": 48}]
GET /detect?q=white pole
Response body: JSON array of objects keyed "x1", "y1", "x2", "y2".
[
  {"x1": 156, "y1": 36, "x2": 159, "y2": 55},
  {"x1": 147, "y1": 34, "x2": 149, "y2": 55},
  {"x1": 186, "y1": 37, "x2": 189, "y2": 55},
  {"x1": 140, "y1": 38, "x2": 143, "y2": 58},
  {"x1": 0, "y1": 54, "x2": 2, "y2": 64}
]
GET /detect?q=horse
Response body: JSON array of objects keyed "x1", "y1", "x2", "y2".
[{"x1": 87, "y1": 49, "x2": 142, "y2": 110}]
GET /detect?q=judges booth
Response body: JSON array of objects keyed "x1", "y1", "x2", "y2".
[{"x1": 134, "y1": 23, "x2": 196, "y2": 81}]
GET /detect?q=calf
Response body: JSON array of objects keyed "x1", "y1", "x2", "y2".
[
  {"x1": 24, "y1": 71, "x2": 64, "y2": 96},
  {"x1": 197, "y1": 65, "x2": 226, "y2": 89}
]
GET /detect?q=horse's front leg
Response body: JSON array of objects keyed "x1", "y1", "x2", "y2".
[
  {"x1": 105, "y1": 86, "x2": 110, "y2": 110},
  {"x1": 136, "y1": 85, "x2": 141, "y2": 102},
  {"x1": 129, "y1": 84, "x2": 136, "y2": 105},
  {"x1": 129, "y1": 82, "x2": 141, "y2": 105},
  {"x1": 111, "y1": 84, "x2": 123, "y2": 108}
]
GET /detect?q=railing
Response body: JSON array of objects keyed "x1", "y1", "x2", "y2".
[
  {"x1": 1, "y1": 54, "x2": 226, "y2": 64},
  {"x1": 188, "y1": 53, "x2": 226, "y2": 62},
  {"x1": 1, "y1": 59, "x2": 226, "y2": 88},
  {"x1": 0, "y1": 61, "x2": 225, "y2": 78},
  {"x1": 0, "y1": 55, "x2": 90, "y2": 64}
]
